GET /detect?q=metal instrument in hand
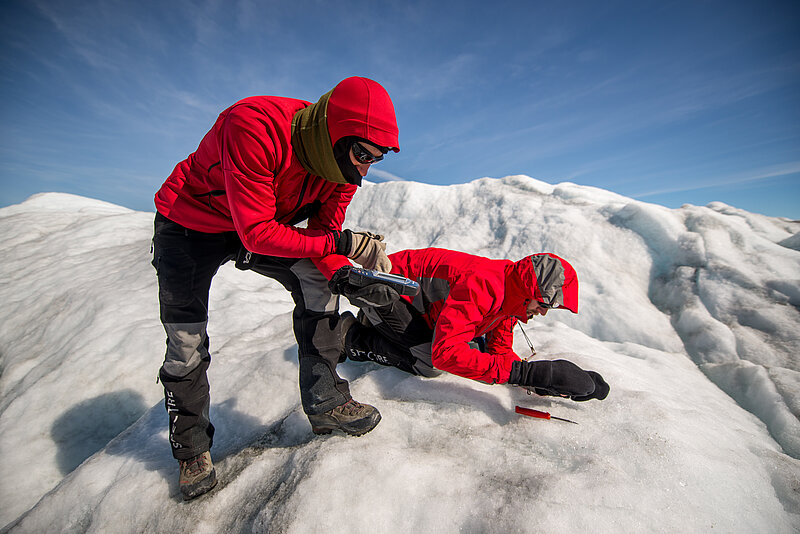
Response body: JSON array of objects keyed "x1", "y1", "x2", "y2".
[{"x1": 348, "y1": 267, "x2": 420, "y2": 297}]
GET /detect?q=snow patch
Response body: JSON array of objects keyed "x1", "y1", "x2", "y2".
[{"x1": 1, "y1": 178, "x2": 799, "y2": 532}]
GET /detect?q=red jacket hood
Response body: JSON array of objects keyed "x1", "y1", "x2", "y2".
[
  {"x1": 504, "y1": 253, "x2": 579, "y2": 318},
  {"x1": 326, "y1": 77, "x2": 400, "y2": 151}
]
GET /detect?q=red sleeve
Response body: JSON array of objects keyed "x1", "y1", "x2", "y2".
[
  {"x1": 308, "y1": 184, "x2": 357, "y2": 233},
  {"x1": 306, "y1": 183, "x2": 357, "y2": 278},
  {"x1": 484, "y1": 317, "x2": 519, "y2": 360},
  {"x1": 221, "y1": 106, "x2": 338, "y2": 258},
  {"x1": 312, "y1": 254, "x2": 352, "y2": 280},
  {"x1": 431, "y1": 280, "x2": 520, "y2": 384}
]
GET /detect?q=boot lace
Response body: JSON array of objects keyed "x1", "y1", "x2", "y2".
[
  {"x1": 337, "y1": 399, "x2": 364, "y2": 416},
  {"x1": 182, "y1": 453, "x2": 209, "y2": 477}
]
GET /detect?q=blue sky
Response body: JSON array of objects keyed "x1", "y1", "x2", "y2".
[{"x1": 1, "y1": 0, "x2": 799, "y2": 218}]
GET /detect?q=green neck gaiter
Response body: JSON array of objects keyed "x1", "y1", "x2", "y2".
[{"x1": 291, "y1": 90, "x2": 347, "y2": 184}]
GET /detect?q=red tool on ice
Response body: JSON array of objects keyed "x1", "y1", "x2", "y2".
[
  {"x1": 515, "y1": 405, "x2": 579, "y2": 424},
  {"x1": 514, "y1": 324, "x2": 579, "y2": 424}
]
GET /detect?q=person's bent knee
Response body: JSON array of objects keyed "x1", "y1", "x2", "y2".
[
  {"x1": 162, "y1": 321, "x2": 209, "y2": 378},
  {"x1": 413, "y1": 362, "x2": 443, "y2": 378}
]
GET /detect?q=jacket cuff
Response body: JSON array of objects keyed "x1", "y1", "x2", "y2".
[
  {"x1": 312, "y1": 254, "x2": 352, "y2": 280},
  {"x1": 334, "y1": 229, "x2": 352, "y2": 256},
  {"x1": 507, "y1": 360, "x2": 524, "y2": 385}
]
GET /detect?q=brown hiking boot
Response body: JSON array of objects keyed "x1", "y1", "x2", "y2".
[
  {"x1": 308, "y1": 399, "x2": 381, "y2": 436},
  {"x1": 179, "y1": 451, "x2": 217, "y2": 501}
]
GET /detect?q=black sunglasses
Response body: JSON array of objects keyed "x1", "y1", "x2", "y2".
[{"x1": 351, "y1": 142, "x2": 384, "y2": 164}]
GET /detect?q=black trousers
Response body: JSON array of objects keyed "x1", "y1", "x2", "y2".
[
  {"x1": 152, "y1": 213, "x2": 350, "y2": 460},
  {"x1": 346, "y1": 298, "x2": 441, "y2": 378}
]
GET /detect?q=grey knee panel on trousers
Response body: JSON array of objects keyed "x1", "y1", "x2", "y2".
[
  {"x1": 289, "y1": 259, "x2": 338, "y2": 313},
  {"x1": 162, "y1": 321, "x2": 209, "y2": 378}
]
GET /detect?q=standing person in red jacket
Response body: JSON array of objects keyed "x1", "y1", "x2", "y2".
[
  {"x1": 329, "y1": 248, "x2": 609, "y2": 400},
  {"x1": 152, "y1": 77, "x2": 398, "y2": 500}
]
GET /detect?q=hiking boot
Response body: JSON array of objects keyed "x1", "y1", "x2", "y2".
[
  {"x1": 308, "y1": 399, "x2": 381, "y2": 436},
  {"x1": 179, "y1": 451, "x2": 217, "y2": 501},
  {"x1": 338, "y1": 311, "x2": 359, "y2": 363}
]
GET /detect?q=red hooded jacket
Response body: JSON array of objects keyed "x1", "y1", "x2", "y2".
[
  {"x1": 387, "y1": 248, "x2": 578, "y2": 384},
  {"x1": 154, "y1": 77, "x2": 399, "y2": 276}
]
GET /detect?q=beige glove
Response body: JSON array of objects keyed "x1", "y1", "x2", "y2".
[{"x1": 341, "y1": 230, "x2": 392, "y2": 272}]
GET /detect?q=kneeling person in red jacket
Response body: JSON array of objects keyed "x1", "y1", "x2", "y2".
[
  {"x1": 152, "y1": 77, "x2": 398, "y2": 500},
  {"x1": 329, "y1": 248, "x2": 609, "y2": 401}
]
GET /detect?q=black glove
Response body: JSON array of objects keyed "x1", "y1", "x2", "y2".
[
  {"x1": 329, "y1": 265, "x2": 355, "y2": 295},
  {"x1": 508, "y1": 359, "x2": 608, "y2": 401},
  {"x1": 328, "y1": 266, "x2": 400, "y2": 308},
  {"x1": 570, "y1": 371, "x2": 610, "y2": 401}
]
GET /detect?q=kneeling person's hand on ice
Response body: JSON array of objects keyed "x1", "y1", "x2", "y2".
[{"x1": 507, "y1": 359, "x2": 609, "y2": 401}]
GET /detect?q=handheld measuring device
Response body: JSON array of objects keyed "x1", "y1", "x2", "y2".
[{"x1": 348, "y1": 268, "x2": 420, "y2": 297}]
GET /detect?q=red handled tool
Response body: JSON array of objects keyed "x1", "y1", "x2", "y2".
[{"x1": 515, "y1": 405, "x2": 578, "y2": 424}]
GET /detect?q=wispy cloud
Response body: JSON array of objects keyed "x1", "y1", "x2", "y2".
[
  {"x1": 635, "y1": 162, "x2": 800, "y2": 198},
  {"x1": 2, "y1": 1, "x2": 797, "y2": 219},
  {"x1": 367, "y1": 168, "x2": 409, "y2": 183},
  {"x1": 387, "y1": 53, "x2": 480, "y2": 102}
]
